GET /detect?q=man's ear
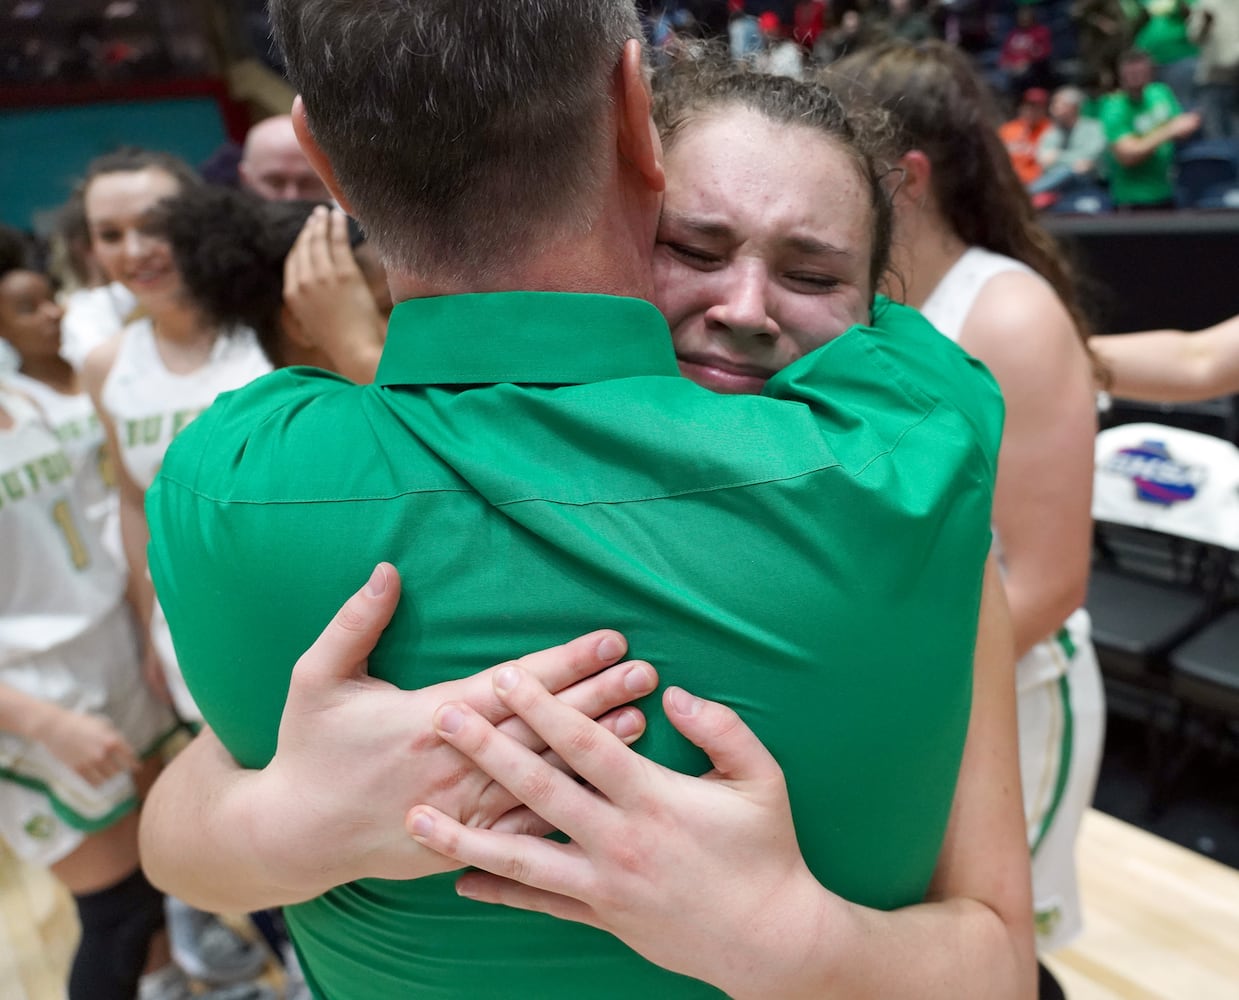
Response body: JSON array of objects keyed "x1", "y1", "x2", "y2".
[
  {"x1": 291, "y1": 96, "x2": 357, "y2": 215},
  {"x1": 615, "y1": 39, "x2": 665, "y2": 194}
]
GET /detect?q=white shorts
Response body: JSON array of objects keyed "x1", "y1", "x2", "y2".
[
  {"x1": 0, "y1": 604, "x2": 179, "y2": 866},
  {"x1": 1017, "y1": 608, "x2": 1106, "y2": 954}
]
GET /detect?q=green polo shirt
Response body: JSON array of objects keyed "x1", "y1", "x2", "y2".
[
  {"x1": 148, "y1": 292, "x2": 1003, "y2": 1000},
  {"x1": 1134, "y1": 0, "x2": 1198, "y2": 65},
  {"x1": 1100, "y1": 81, "x2": 1183, "y2": 205}
]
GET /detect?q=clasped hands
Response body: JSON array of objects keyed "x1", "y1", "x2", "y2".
[{"x1": 256, "y1": 562, "x2": 827, "y2": 995}]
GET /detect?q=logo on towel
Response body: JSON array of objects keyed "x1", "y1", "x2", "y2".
[
  {"x1": 23, "y1": 813, "x2": 55, "y2": 841},
  {"x1": 1101, "y1": 440, "x2": 1206, "y2": 506}
]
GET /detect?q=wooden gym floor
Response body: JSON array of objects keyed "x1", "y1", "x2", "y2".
[{"x1": 2, "y1": 807, "x2": 1236, "y2": 999}]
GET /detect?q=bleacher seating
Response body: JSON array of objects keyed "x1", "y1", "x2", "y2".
[
  {"x1": 1046, "y1": 185, "x2": 1113, "y2": 215},
  {"x1": 1175, "y1": 140, "x2": 1239, "y2": 209},
  {"x1": 1196, "y1": 182, "x2": 1239, "y2": 212}
]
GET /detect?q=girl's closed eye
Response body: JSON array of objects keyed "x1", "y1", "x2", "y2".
[
  {"x1": 662, "y1": 242, "x2": 722, "y2": 268},
  {"x1": 786, "y1": 272, "x2": 840, "y2": 291}
]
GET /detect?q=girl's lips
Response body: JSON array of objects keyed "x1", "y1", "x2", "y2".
[
  {"x1": 128, "y1": 269, "x2": 170, "y2": 284},
  {"x1": 676, "y1": 354, "x2": 773, "y2": 394},
  {"x1": 123, "y1": 267, "x2": 177, "y2": 298}
]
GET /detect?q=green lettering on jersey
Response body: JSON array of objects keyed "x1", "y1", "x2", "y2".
[
  {"x1": 56, "y1": 418, "x2": 88, "y2": 443},
  {"x1": 2, "y1": 470, "x2": 25, "y2": 502},
  {"x1": 140, "y1": 415, "x2": 163, "y2": 446},
  {"x1": 42, "y1": 451, "x2": 71, "y2": 485}
]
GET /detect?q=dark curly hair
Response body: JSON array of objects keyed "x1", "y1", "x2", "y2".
[
  {"x1": 153, "y1": 186, "x2": 361, "y2": 364},
  {"x1": 0, "y1": 225, "x2": 29, "y2": 276}
]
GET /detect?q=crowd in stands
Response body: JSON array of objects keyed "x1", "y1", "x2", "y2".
[{"x1": 642, "y1": 0, "x2": 1239, "y2": 212}]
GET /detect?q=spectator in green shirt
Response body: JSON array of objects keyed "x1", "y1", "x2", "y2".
[
  {"x1": 1099, "y1": 47, "x2": 1202, "y2": 207},
  {"x1": 1134, "y1": 0, "x2": 1200, "y2": 106}
]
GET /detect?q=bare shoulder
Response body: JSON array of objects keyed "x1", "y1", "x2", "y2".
[{"x1": 957, "y1": 270, "x2": 1085, "y2": 395}]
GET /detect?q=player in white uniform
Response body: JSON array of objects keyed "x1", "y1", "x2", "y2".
[
  {"x1": 74, "y1": 150, "x2": 272, "y2": 727},
  {"x1": 0, "y1": 265, "x2": 121, "y2": 567},
  {"x1": 829, "y1": 42, "x2": 1104, "y2": 968},
  {"x1": 97, "y1": 316, "x2": 271, "y2": 724},
  {"x1": 921, "y1": 248, "x2": 1106, "y2": 952},
  {"x1": 74, "y1": 149, "x2": 273, "y2": 995},
  {"x1": 0, "y1": 384, "x2": 177, "y2": 999}
]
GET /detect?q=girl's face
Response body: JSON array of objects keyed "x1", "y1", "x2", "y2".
[
  {"x1": 0, "y1": 271, "x2": 63, "y2": 364},
  {"x1": 653, "y1": 107, "x2": 874, "y2": 395},
  {"x1": 84, "y1": 167, "x2": 184, "y2": 310}
]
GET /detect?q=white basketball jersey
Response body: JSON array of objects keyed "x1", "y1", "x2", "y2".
[
  {"x1": 919, "y1": 246, "x2": 1038, "y2": 344},
  {"x1": 59, "y1": 282, "x2": 137, "y2": 371},
  {"x1": 1, "y1": 373, "x2": 114, "y2": 536},
  {"x1": 0, "y1": 388, "x2": 123, "y2": 668},
  {"x1": 100, "y1": 318, "x2": 272, "y2": 491}
]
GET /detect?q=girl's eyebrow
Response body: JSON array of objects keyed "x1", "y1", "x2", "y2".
[
  {"x1": 782, "y1": 235, "x2": 853, "y2": 259},
  {"x1": 661, "y1": 211, "x2": 854, "y2": 259},
  {"x1": 659, "y1": 211, "x2": 731, "y2": 241}
]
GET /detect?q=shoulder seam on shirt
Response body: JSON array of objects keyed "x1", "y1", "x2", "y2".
[
  {"x1": 154, "y1": 400, "x2": 992, "y2": 509},
  {"x1": 150, "y1": 462, "x2": 847, "y2": 508}
]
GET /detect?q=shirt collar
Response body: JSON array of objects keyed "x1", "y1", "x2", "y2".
[{"x1": 376, "y1": 292, "x2": 680, "y2": 387}]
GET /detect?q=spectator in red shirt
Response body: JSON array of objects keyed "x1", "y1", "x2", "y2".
[
  {"x1": 793, "y1": 1, "x2": 828, "y2": 51},
  {"x1": 1000, "y1": 4, "x2": 1054, "y2": 97},
  {"x1": 998, "y1": 86, "x2": 1053, "y2": 186}
]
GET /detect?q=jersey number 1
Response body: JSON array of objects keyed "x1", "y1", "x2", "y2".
[{"x1": 51, "y1": 500, "x2": 91, "y2": 570}]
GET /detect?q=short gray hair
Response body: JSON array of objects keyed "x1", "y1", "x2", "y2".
[
  {"x1": 1052, "y1": 86, "x2": 1085, "y2": 109},
  {"x1": 269, "y1": 0, "x2": 642, "y2": 282}
]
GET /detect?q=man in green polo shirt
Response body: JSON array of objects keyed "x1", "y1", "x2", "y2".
[
  {"x1": 140, "y1": 2, "x2": 1030, "y2": 997},
  {"x1": 1100, "y1": 47, "x2": 1202, "y2": 207}
]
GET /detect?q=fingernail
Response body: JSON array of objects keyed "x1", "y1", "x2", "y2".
[
  {"x1": 668, "y1": 687, "x2": 701, "y2": 716},
  {"x1": 456, "y1": 878, "x2": 479, "y2": 899},
  {"x1": 615, "y1": 708, "x2": 642, "y2": 739},
  {"x1": 596, "y1": 634, "x2": 624, "y2": 661},
  {"x1": 364, "y1": 564, "x2": 387, "y2": 597},
  {"x1": 436, "y1": 705, "x2": 464, "y2": 734},
  {"x1": 624, "y1": 663, "x2": 653, "y2": 694},
  {"x1": 409, "y1": 812, "x2": 434, "y2": 839},
  {"x1": 495, "y1": 667, "x2": 520, "y2": 693}
]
